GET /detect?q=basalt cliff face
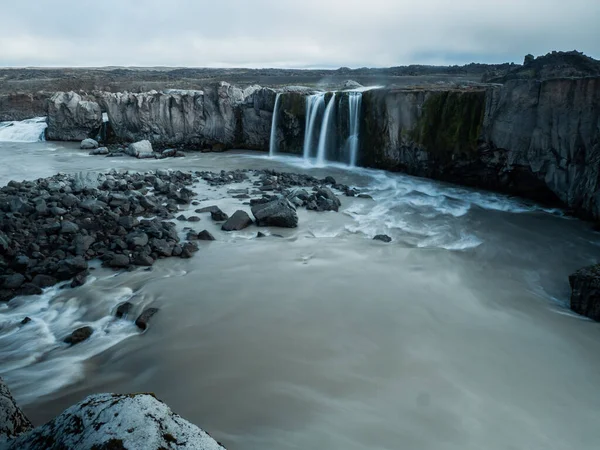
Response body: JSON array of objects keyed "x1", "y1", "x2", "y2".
[
  {"x1": 44, "y1": 77, "x2": 600, "y2": 219},
  {"x1": 359, "y1": 77, "x2": 600, "y2": 218}
]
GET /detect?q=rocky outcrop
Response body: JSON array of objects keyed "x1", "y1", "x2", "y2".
[
  {"x1": 569, "y1": 265, "x2": 600, "y2": 320},
  {"x1": 359, "y1": 78, "x2": 600, "y2": 219},
  {"x1": 3, "y1": 392, "x2": 224, "y2": 450},
  {"x1": 0, "y1": 378, "x2": 32, "y2": 441},
  {"x1": 95, "y1": 83, "x2": 277, "y2": 149},
  {"x1": 46, "y1": 92, "x2": 102, "y2": 141}
]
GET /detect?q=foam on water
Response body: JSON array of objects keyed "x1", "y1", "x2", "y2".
[
  {"x1": 0, "y1": 117, "x2": 47, "y2": 142},
  {"x1": 0, "y1": 279, "x2": 139, "y2": 404}
]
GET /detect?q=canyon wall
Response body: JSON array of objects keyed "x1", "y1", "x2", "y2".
[{"x1": 44, "y1": 77, "x2": 600, "y2": 219}]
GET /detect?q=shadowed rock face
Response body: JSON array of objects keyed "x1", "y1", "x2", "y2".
[
  {"x1": 2, "y1": 391, "x2": 225, "y2": 450},
  {"x1": 360, "y1": 78, "x2": 600, "y2": 219},
  {"x1": 570, "y1": 265, "x2": 600, "y2": 321}
]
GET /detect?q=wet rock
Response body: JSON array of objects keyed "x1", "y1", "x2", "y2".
[
  {"x1": 132, "y1": 251, "x2": 154, "y2": 266},
  {"x1": 70, "y1": 272, "x2": 88, "y2": 288},
  {"x1": 222, "y1": 210, "x2": 253, "y2": 231},
  {"x1": 162, "y1": 148, "x2": 176, "y2": 157},
  {"x1": 357, "y1": 193, "x2": 373, "y2": 200},
  {"x1": 210, "y1": 208, "x2": 229, "y2": 222},
  {"x1": 196, "y1": 205, "x2": 221, "y2": 214},
  {"x1": 251, "y1": 198, "x2": 298, "y2": 228},
  {"x1": 187, "y1": 216, "x2": 201, "y2": 222},
  {"x1": 89, "y1": 147, "x2": 109, "y2": 156},
  {"x1": 73, "y1": 235, "x2": 95, "y2": 255},
  {"x1": 126, "y1": 231, "x2": 149, "y2": 248},
  {"x1": 20, "y1": 317, "x2": 31, "y2": 325},
  {"x1": 80, "y1": 138, "x2": 99, "y2": 150},
  {"x1": 118, "y1": 216, "x2": 138, "y2": 230},
  {"x1": 17, "y1": 283, "x2": 43, "y2": 296},
  {"x1": 109, "y1": 254, "x2": 130, "y2": 268},
  {"x1": 177, "y1": 214, "x2": 187, "y2": 221},
  {"x1": 196, "y1": 230, "x2": 215, "y2": 241},
  {"x1": 323, "y1": 176, "x2": 336, "y2": 185},
  {"x1": 56, "y1": 256, "x2": 88, "y2": 281},
  {"x1": 373, "y1": 234, "x2": 392, "y2": 243},
  {"x1": 126, "y1": 140, "x2": 153, "y2": 158},
  {"x1": 181, "y1": 242, "x2": 199, "y2": 258},
  {"x1": 1, "y1": 274, "x2": 25, "y2": 290},
  {"x1": 64, "y1": 326, "x2": 93, "y2": 345},
  {"x1": 4, "y1": 392, "x2": 225, "y2": 450},
  {"x1": 0, "y1": 378, "x2": 33, "y2": 439},
  {"x1": 32, "y1": 274, "x2": 58, "y2": 288},
  {"x1": 150, "y1": 238, "x2": 174, "y2": 257},
  {"x1": 115, "y1": 302, "x2": 133, "y2": 319},
  {"x1": 135, "y1": 308, "x2": 159, "y2": 330},
  {"x1": 570, "y1": 265, "x2": 600, "y2": 321},
  {"x1": 256, "y1": 231, "x2": 266, "y2": 238}
]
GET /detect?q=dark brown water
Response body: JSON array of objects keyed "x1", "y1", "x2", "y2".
[{"x1": 2, "y1": 140, "x2": 600, "y2": 450}]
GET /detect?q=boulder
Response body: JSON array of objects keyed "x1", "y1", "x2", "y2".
[
  {"x1": 221, "y1": 210, "x2": 253, "y2": 231},
  {"x1": 109, "y1": 254, "x2": 130, "y2": 268},
  {"x1": 0, "y1": 378, "x2": 32, "y2": 440},
  {"x1": 570, "y1": 265, "x2": 600, "y2": 321},
  {"x1": 80, "y1": 138, "x2": 98, "y2": 150},
  {"x1": 135, "y1": 308, "x2": 159, "y2": 330},
  {"x1": 31, "y1": 274, "x2": 57, "y2": 288},
  {"x1": 63, "y1": 326, "x2": 93, "y2": 345},
  {"x1": 210, "y1": 208, "x2": 229, "y2": 222},
  {"x1": 17, "y1": 283, "x2": 43, "y2": 297},
  {"x1": 126, "y1": 140, "x2": 153, "y2": 158},
  {"x1": 373, "y1": 234, "x2": 392, "y2": 243},
  {"x1": 251, "y1": 198, "x2": 298, "y2": 228},
  {"x1": 196, "y1": 205, "x2": 222, "y2": 214},
  {"x1": 197, "y1": 230, "x2": 216, "y2": 241},
  {"x1": 3, "y1": 392, "x2": 224, "y2": 450},
  {"x1": 55, "y1": 257, "x2": 88, "y2": 281},
  {"x1": 115, "y1": 302, "x2": 133, "y2": 319}
]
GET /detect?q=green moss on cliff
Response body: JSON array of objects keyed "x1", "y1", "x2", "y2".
[{"x1": 410, "y1": 90, "x2": 485, "y2": 160}]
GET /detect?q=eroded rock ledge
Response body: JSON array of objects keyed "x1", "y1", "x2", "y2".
[{"x1": 0, "y1": 378, "x2": 224, "y2": 449}]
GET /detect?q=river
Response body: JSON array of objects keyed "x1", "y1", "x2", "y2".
[{"x1": 1, "y1": 138, "x2": 600, "y2": 450}]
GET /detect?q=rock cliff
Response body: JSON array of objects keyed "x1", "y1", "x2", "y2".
[{"x1": 46, "y1": 92, "x2": 103, "y2": 141}]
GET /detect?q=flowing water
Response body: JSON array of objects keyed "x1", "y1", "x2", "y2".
[
  {"x1": 347, "y1": 92, "x2": 362, "y2": 167},
  {"x1": 2, "y1": 134, "x2": 600, "y2": 449},
  {"x1": 316, "y1": 94, "x2": 337, "y2": 167},
  {"x1": 302, "y1": 94, "x2": 325, "y2": 162},
  {"x1": 0, "y1": 117, "x2": 47, "y2": 142},
  {"x1": 269, "y1": 93, "x2": 282, "y2": 157}
]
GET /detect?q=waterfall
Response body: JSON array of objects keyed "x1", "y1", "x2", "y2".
[
  {"x1": 0, "y1": 117, "x2": 47, "y2": 143},
  {"x1": 302, "y1": 94, "x2": 325, "y2": 162},
  {"x1": 316, "y1": 94, "x2": 336, "y2": 166},
  {"x1": 347, "y1": 92, "x2": 362, "y2": 167},
  {"x1": 269, "y1": 93, "x2": 282, "y2": 157}
]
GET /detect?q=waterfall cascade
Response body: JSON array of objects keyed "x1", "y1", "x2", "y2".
[
  {"x1": 269, "y1": 93, "x2": 282, "y2": 157},
  {"x1": 316, "y1": 94, "x2": 337, "y2": 167},
  {"x1": 302, "y1": 94, "x2": 325, "y2": 162},
  {"x1": 347, "y1": 92, "x2": 362, "y2": 167},
  {"x1": 0, "y1": 117, "x2": 47, "y2": 143}
]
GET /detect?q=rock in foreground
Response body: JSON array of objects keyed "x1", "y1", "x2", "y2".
[
  {"x1": 3, "y1": 392, "x2": 225, "y2": 450},
  {"x1": 251, "y1": 198, "x2": 298, "y2": 228},
  {"x1": 569, "y1": 264, "x2": 600, "y2": 321},
  {"x1": 0, "y1": 378, "x2": 32, "y2": 440}
]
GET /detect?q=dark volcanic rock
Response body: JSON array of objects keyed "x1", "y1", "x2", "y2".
[
  {"x1": 56, "y1": 257, "x2": 88, "y2": 281},
  {"x1": 373, "y1": 234, "x2": 392, "y2": 243},
  {"x1": 20, "y1": 317, "x2": 32, "y2": 325},
  {"x1": 570, "y1": 265, "x2": 600, "y2": 321},
  {"x1": 135, "y1": 308, "x2": 159, "y2": 330},
  {"x1": 196, "y1": 230, "x2": 216, "y2": 241},
  {"x1": 0, "y1": 377, "x2": 33, "y2": 439},
  {"x1": 64, "y1": 326, "x2": 93, "y2": 345},
  {"x1": 210, "y1": 208, "x2": 229, "y2": 222},
  {"x1": 17, "y1": 283, "x2": 43, "y2": 296},
  {"x1": 221, "y1": 210, "x2": 253, "y2": 231},
  {"x1": 1, "y1": 274, "x2": 25, "y2": 290},
  {"x1": 196, "y1": 205, "x2": 221, "y2": 214},
  {"x1": 32, "y1": 274, "x2": 58, "y2": 288},
  {"x1": 251, "y1": 198, "x2": 298, "y2": 228},
  {"x1": 70, "y1": 272, "x2": 87, "y2": 288},
  {"x1": 109, "y1": 254, "x2": 130, "y2": 268},
  {"x1": 115, "y1": 301, "x2": 133, "y2": 318}
]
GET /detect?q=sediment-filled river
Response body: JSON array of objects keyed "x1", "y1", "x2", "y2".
[{"x1": 1, "y1": 140, "x2": 600, "y2": 450}]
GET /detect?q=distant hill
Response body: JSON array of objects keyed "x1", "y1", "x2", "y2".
[{"x1": 483, "y1": 51, "x2": 600, "y2": 83}]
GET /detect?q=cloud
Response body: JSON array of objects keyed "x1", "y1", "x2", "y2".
[{"x1": 0, "y1": 0, "x2": 598, "y2": 67}]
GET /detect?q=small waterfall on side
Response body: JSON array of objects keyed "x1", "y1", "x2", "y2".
[
  {"x1": 302, "y1": 94, "x2": 325, "y2": 162},
  {"x1": 0, "y1": 117, "x2": 47, "y2": 143},
  {"x1": 347, "y1": 92, "x2": 362, "y2": 167},
  {"x1": 316, "y1": 94, "x2": 337, "y2": 166},
  {"x1": 269, "y1": 93, "x2": 282, "y2": 157}
]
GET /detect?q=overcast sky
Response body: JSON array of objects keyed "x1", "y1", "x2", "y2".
[{"x1": 1, "y1": 0, "x2": 599, "y2": 68}]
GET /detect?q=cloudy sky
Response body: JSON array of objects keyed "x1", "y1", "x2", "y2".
[{"x1": 1, "y1": 0, "x2": 599, "y2": 68}]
